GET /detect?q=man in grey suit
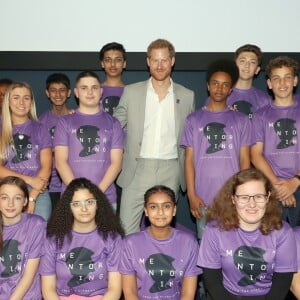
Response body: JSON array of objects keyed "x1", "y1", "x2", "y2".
[{"x1": 114, "y1": 39, "x2": 195, "y2": 234}]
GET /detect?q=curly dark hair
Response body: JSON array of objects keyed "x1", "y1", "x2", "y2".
[
  {"x1": 207, "y1": 168, "x2": 282, "y2": 235},
  {"x1": 206, "y1": 59, "x2": 239, "y2": 88},
  {"x1": 266, "y1": 55, "x2": 299, "y2": 78},
  {"x1": 0, "y1": 176, "x2": 29, "y2": 252},
  {"x1": 47, "y1": 177, "x2": 124, "y2": 248}
]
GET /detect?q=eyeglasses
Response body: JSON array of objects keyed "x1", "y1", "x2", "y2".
[
  {"x1": 70, "y1": 199, "x2": 97, "y2": 208},
  {"x1": 234, "y1": 194, "x2": 268, "y2": 204}
]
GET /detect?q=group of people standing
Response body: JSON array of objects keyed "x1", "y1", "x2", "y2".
[{"x1": 0, "y1": 38, "x2": 300, "y2": 300}]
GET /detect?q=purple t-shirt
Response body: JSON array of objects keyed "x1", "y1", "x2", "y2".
[
  {"x1": 40, "y1": 230, "x2": 122, "y2": 297},
  {"x1": 3, "y1": 119, "x2": 52, "y2": 177},
  {"x1": 53, "y1": 110, "x2": 124, "y2": 204},
  {"x1": 294, "y1": 227, "x2": 300, "y2": 270},
  {"x1": 227, "y1": 87, "x2": 271, "y2": 119},
  {"x1": 198, "y1": 221, "x2": 297, "y2": 296},
  {"x1": 119, "y1": 228, "x2": 201, "y2": 299},
  {"x1": 0, "y1": 213, "x2": 46, "y2": 300},
  {"x1": 252, "y1": 101, "x2": 300, "y2": 179},
  {"x1": 39, "y1": 111, "x2": 64, "y2": 192},
  {"x1": 101, "y1": 85, "x2": 124, "y2": 116},
  {"x1": 181, "y1": 107, "x2": 253, "y2": 206}
]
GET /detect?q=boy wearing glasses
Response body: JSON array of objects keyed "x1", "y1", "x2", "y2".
[
  {"x1": 181, "y1": 59, "x2": 253, "y2": 239},
  {"x1": 99, "y1": 42, "x2": 126, "y2": 115},
  {"x1": 39, "y1": 73, "x2": 71, "y2": 210},
  {"x1": 251, "y1": 56, "x2": 300, "y2": 227}
]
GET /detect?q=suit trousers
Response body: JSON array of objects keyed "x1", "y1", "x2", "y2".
[{"x1": 120, "y1": 157, "x2": 180, "y2": 235}]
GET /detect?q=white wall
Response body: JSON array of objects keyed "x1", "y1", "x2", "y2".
[{"x1": 1, "y1": 0, "x2": 299, "y2": 52}]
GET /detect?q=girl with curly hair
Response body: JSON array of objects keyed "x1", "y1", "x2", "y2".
[
  {"x1": 198, "y1": 168, "x2": 297, "y2": 300},
  {"x1": 40, "y1": 177, "x2": 124, "y2": 300}
]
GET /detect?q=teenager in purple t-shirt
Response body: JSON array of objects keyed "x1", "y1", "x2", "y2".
[
  {"x1": 54, "y1": 71, "x2": 124, "y2": 209},
  {"x1": 40, "y1": 177, "x2": 124, "y2": 300},
  {"x1": 99, "y1": 42, "x2": 126, "y2": 116},
  {"x1": 120, "y1": 185, "x2": 201, "y2": 300},
  {"x1": 0, "y1": 82, "x2": 52, "y2": 221},
  {"x1": 227, "y1": 44, "x2": 271, "y2": 119},
  {"x1": 198, "y1": 168, "x2": 297, "y2": 300},
  {"x1": 251, "y1": 56, "x2": 300, "y2": 227},
  {"x1": 39, "y1": 73, "x2": 72, "y2": 211},
  {"x1": 181, "y1": 59, "x2": 252, "y2": 239},
  {"x1": 0, "y1": 176, "x2": 46, "y2": 300}
]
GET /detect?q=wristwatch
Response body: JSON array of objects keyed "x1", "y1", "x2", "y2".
[{"x1": 29, "y1": 197, "x2": 36, "y2": 203}]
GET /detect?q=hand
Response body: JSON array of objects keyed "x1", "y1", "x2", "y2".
[
  {"x1": 274, "y1": 178, "x2": 298, "y2": 201},
  {"x1": 29, "y1": 176, "x2": 48, "y2": 193},
  {"x1": 188, "y1": 194, "x2": 206, "y2": 220},
  {"x1": 281, "y1": 195, "x2": 296, "y2": 207}
]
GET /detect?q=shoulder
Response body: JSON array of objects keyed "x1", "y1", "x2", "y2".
[
  {"x1": 39, "y1": 110, "x2": 51, "y2": 121},
  {"x1": 22, "y1": 213, "x2": 47, "y2": 231},
  {"x1": 173, "y1": 82, "x2": 194, "y2": 96},
  {"x1": 123, "y1": 231, "x2": 146, "y2": 245},
  {"x1": 124, "y1": 80, "x2": 148, "y2": 91},
  {"x1": 173, "y1": 228, "x2": 197, "y2": 243},
  {"x1": 270, "y1": 221, "x2": 294, "y2": 241}
]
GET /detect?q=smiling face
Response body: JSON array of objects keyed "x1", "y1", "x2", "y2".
[
  {"x1": 236, "y1": 51, "x2": 260, "y2": 81},
  {"x1": 233, "y1": 180, "x2": 269, "y2": 231},
  {"x1": 144, "y1": 191, "x2": 176, "y2": 229},
  {"x1": 74, "y1": 76, "x2": 102, "y2": 112},
  {"x1": 70, "y1": 188, "x2": 97, "y2": 231},
  {"x1": 267, "y1": 66, "x2": 298, "y2": 101},
  {"x1": 9, "y1": 87, "x2": 32, "y2": 122},
  {"x1": 101, "y1": 49, "x2": 126, "y2": 78},
  {"x1": 147, "y1": 48, "x2": 175, "y2": 83},
  {"x1": 0, "y1": 183, "x2": 27, "y2": 225},
  {"x1": 46, "y1": 82, "x2": 71, "y2": 108}
]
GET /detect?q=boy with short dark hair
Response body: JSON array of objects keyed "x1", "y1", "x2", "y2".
[
  {"x1": 251, "y1": 56, "x2": 300, "y2": 227},
  {"x1": 181, "y1": 59, "x2": 252, "y2": 238},
  {"x1": 54, "y1": 71, "x2": 124, "y2": 210},
  {"x1": 99, "y1": 42, "x2": 126, "y2": 115},
  {"x1": 227, "y1": 44, "x2": 271, "y2": 119},
  {"x1": 39, "y1": 73, "x2": 71, "y2": 209}
]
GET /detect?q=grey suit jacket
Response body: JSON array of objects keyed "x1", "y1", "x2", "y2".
[{"x1": 114, "y1": 79, "x2": 195, "y2": 191}]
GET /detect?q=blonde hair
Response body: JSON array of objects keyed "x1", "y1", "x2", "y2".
[{"x1": 0, "y1": 82, "x2": 38, "y2": 161}]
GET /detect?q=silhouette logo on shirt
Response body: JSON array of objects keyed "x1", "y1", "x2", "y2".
[
  {"x1": 49, "y1": 126, "x2": 55, "y2": 139},
  {"x1": 1, "y1": 239, "x2": 21, "y2": 277},
  {"x1": 274, "y1": 118, "x2": 297, "y2": 149},
  {"x1": 232, "y1": 100, "x2": 253, "y2": 118},
  {"x1": 233, "y1": 245, "x2": 266, "y2": 286},
  {"x1": 102, "y1": 96, "x2": 120, "y2": 115},
  {"x1": 204, "y1": 122, "x2": 226, "y2": 153},
  {"x1": 145, "y1": 253, "x2": 175, "y2": 293},
  {"x1": 76, "y1": 125, "x2": 100, "y2": 157},
  {"x1": 66, "y1": 247, "x2": 95, "y2": 287},
  {"x1": 12, "y1": 133, "x2": 31, "y2": 163}
]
